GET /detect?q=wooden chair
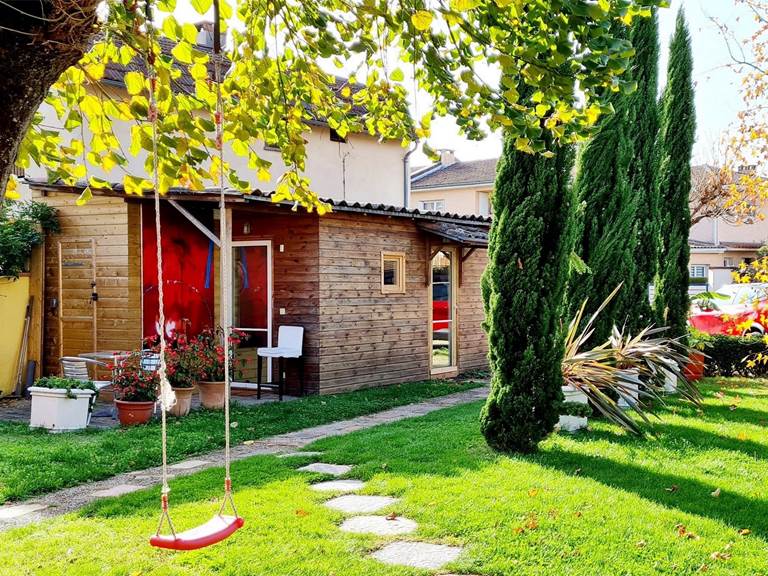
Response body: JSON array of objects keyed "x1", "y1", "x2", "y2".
[
  {"x1": 256, "y1": 326, "x2": 304, "y2": 401},
  {"x1": 59, "y1": 356, "x2": 112, "y2": 391}
]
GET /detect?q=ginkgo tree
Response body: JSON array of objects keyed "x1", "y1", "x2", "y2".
[{"x1": 1, "y1": 0, "x2": 663, "y2": 207}]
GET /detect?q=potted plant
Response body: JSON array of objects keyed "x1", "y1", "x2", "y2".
[
  {"x1": 685, "y1": 328, "x2": 711, "y2": 382},
  {"x1": 558, "y1": 401, "x2": 592, "y2": 433},
  {"x1": 191, "y1": 328, "x2": 247, "y2": 409},
  {"x1": 111, "y1": 353, "x2": 158, "y2": 426},
  {"x1": 28, "y1": 376, "x2": 96, "y2": 432}
]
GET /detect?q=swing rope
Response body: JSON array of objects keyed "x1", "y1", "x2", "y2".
[
  {"x1": 147, "y1": 0, "x2": 242, "y2": 549},
  {"x1": 145, "y1": 0, "x2": 177, "y2": 538},
  {"x1": 212, "y1": 0, "x2": 238, "y2": 517}
]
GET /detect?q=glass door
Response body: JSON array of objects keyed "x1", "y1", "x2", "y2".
[
  {"x1": 231, "y1": 241, "x2": 272, "y2": 387},
  {"x1": 431, "y1": 249, "x2": 456, "y2": 371}
]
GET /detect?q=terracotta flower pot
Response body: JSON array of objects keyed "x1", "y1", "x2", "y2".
[
  {"x1": 197, "y1": 381, "x2": 226, "y2": 409},
  {"x1": 684, "y1": 351, "x2": 706, "y2": 381},
  {"x1": 114, "y1": 399, "x2": 155, "y2": 426},
  {"x1": 169, "y1": 386, "x2": 196, "y2": 417}
]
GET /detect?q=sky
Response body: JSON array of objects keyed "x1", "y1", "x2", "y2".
[{"x1": 175, "y1": 1, "x2": 756, "y2": 168}]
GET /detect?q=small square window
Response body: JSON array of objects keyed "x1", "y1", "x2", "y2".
[
  {"x1": 381, "y1": 251, "x2": 406, "y2": 294},
  {"x1": 330, "y1": 128, "x2": 347, "y2": 143},
  {"x1": 689, "y1": 265, "x2": 707, "y2": 278},
  {"x1": 419, "y1": 200, "x2": 445, "y2": 212}
]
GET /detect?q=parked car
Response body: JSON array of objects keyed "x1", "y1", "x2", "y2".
[{"x1": 689, "y1": 283, "x2": 768, "y2": 336}]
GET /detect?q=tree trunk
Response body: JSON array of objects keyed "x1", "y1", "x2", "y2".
[{"x1": 0, "y1": 1, "x2": 100, "y2": 204}]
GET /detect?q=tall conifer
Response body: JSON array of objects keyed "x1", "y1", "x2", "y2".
[
  {"x1": 480, "y1": 131, "x2": 575, "y2": 454},
  {"x1": 655, "y1": 10, "x2": 696, "y2": 337}
]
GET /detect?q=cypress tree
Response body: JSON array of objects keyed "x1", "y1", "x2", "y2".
[
  {"x1": 480, "y1": 131, "x2": 575, "y2": 454},
  {"x1": 626, "y1": 10, "x2": 661, "y2": 331},
  {"x1": 655, "y1": 10, "x2": 696, "y2": 337},
  {"x1": 569, "y1": 24, "x2": 637, "y2": 344}
]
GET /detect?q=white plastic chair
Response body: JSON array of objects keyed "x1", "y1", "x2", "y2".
[
  {"x1": 59, "y1": 357, "x2": 112, "y2": 391},
  {"x1": 256, "y1": 326, "x2": 304, "y2": 400}
]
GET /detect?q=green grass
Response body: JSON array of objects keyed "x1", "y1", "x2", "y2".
[
  {"x1": 0, "y1": 378, "x2": 481, "y2": 503},
  {"x1": 3, "y1": 378, "x2": 768, "y2": 575}
]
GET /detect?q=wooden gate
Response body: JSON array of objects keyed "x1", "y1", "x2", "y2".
[{"x1": 57, "y1": 239, "x2": 97, "y2": 357}]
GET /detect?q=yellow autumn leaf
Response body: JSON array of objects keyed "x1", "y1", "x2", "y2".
[
  {"x1": 411, "y1": 10, "x2": 433, "y2": 31},
  {"x1": 76, "y1": 186, "x2": 93, "y2": 206},
  {"x1": 5, "y1": 175, "x2": 20, "y2": 199}
]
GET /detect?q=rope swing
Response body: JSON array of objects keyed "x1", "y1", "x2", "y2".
[{"x1": 148, "y1": 0, "x2": 244, "y2": 551}]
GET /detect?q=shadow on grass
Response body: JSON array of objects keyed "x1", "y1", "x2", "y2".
[
  {"x1": 536, "y1": 447, "x2": 768, "y2": 538},
  {"x1": 79, "y1": 455, "x2": 299, "y2": 520}
]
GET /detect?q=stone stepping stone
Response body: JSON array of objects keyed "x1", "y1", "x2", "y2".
[
  {"x1": 278, "y1": 451, "x2": 324, "y2": 458},
  {"x1": 325, "y1": 495, "x2": 398, "y2": 514},
  {"x1": 340, "y1": 515, "x2": 417, "y2": 536},
  {"x1": 372, "y1": 542, "x2": 463, "y2": 569},
  {"x1": 310, "y1": 480, "x2": 365, "y2": 493},
  {"x1": 297, "y1": 463, "x2": 352, "y2": 476},
  {"x1": 0, "y1": 503, "x2": 47, "y2": 520},
  {"x1": 169, "y1": 459, "x2": 210, "y2": 470},
  {"x1": 92, "y1": 484, "x2": 143, "y2": 498}
]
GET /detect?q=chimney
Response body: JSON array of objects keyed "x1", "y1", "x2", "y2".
[
  {"x1": 195, "y1": 21, "x2": 226, "y2": 51},
  {"x1": 439, "y1": 149, "x2": 457, "y2": 167}
]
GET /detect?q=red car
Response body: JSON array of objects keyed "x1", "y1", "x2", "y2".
[{"x1": 689, "y1": 283, "x2": 768, "y2": 336}]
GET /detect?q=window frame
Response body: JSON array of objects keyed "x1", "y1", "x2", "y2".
[
  {"x1": 419, "y1": 200, "x2": 446, "y2": 212},
  {"x1": 381, "y1": 251, "x2": 406, "y2": 294},
  {"x1": 689, "y1": 264, "x2": 708, "y2": 278}
]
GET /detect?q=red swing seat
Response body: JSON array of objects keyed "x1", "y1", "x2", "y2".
[{"x1": 150, "y1": 515, "x2": 244, "y2": 551}]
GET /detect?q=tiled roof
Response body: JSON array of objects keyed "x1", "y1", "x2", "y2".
[
  {"x1": 411, "y1": 158, "x2": 498, "y2": 190},
  {"x1": 688, "y1": 238, "x2": 762, "y2": 250}
]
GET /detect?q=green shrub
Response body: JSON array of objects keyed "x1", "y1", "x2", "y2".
[
  {"x1": 560, "y1": 401, "x2": 593, "y2": 418},
  {"x1": 704, "y1": 335, "x2": 768, "y2": 377},
  {"x1": 34, "y1": 376, "x2": 96, "y2": 394},
  {"x1": 0, "y1": 200, "x2": 59, "y2": 278}
]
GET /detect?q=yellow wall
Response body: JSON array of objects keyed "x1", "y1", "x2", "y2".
[
  {"x1": 0, "y1": 276, "x2": 30, "y2": 396},
  {"x1": 411, "y1": 185, "x2": 493, "y2": 216}
]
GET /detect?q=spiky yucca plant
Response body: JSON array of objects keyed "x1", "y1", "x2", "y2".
[{"x1": 562, "y1": 285, "x2": 702, "y2": 434}]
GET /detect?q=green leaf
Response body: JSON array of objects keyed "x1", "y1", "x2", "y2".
[
  {"x1": 391, "y1": 68, "x2": 404, "y2": 82},
  {"x1": 190, "y1": 0, "x2": 213, "y2": 15},
  {"x1": 182, "y1": 23, "x2": 199, "y2": 44},
  {"x1": 450, "y1": 0, "x2": 480, "y2": 11},
  {"x1": 124, "y1": 71, "x2": 144, "y2": 95}
]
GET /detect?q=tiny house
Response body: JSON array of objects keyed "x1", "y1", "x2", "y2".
[{"x1": 31, "y1": 183, "x2": 489, "y2": 394}]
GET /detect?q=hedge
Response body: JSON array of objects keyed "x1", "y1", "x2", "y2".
[{"x1": 704, "y1": 335, "x2": 768, "y2": 377}]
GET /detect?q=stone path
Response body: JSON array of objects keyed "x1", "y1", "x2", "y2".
[
  {"x1": 0, "y1": 385, "x2": 487, "y2": 532},
  {"x1": 297, "y1": 459, "x2": 466, "y2": 571}
]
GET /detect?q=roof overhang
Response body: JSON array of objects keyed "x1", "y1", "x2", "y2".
[{"x1": 416, "y1": 221, "x2": 488, "y2": 248}]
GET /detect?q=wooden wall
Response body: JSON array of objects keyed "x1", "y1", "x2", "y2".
[
  {"x1": 458, "y1": 248, "x2": 489, "y2": 371},
  {"x1": 317, "y1": 213, "x2": 432, "y2": 393},
  {"x1": 37, "y1": 190, "x2": 142, "y2": 375},
  {"x1": 231, "y1": 207, "x2": 320, "y2": 394}
]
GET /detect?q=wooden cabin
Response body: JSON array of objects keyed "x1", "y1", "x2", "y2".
[{"x1": 31, "y1": 182, "x2": 490, "y2": 395}]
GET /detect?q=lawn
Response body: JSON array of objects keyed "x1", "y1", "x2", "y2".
[
  {"x1": 2, "y1": 378, "x2": 768, "y2": 575},
  {"x1": 0, "y1": 378, "x2": 481, "y2": 503}
]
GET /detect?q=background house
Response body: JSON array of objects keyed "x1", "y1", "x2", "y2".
[{"x1": 410, "y1": 151, "x2": 496, "y2": 217}]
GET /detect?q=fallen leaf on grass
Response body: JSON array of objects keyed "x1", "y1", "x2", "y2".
[
  {"x1": 636, "y1": 540, "x2": 647, "y2": 548},
  {"x1": 243, "y1": 440, "x2": 255, "y2": 446},
  {"x1": 697, "y1": 564, "x2": 708, "y2": 572},
  {"x1": 230, "y1": 421, "x2": 239, "y2": 428},
  {"x1": 738, "y1": 528, "x2": 751, "y2": 536},
  {"x1": 675, "y1": 524, "x2": 700, "y2": 539},
  {"x1": 711, "y1": 488, "x2": 721, "y2": 498},
  {"x1": 737, "y1": 432, "x2": 748, "y2": 441},
  {"x1": 525, "y1": 514, "x2": 539, "y2": 530},
  {"x1": 295, "y1": 509, "x2": 309, "y2": 517},
  {"x1": 528, "y1": 488, "x2": 539, "y2": 497},
  {"x1": 574, "y1": 511, "x2": 583, "y2": 518},
  {"x1": 710, "y1": 551, "x2": 732, "y2": 561},
  {"x1": 729, "y1": 404, "x2": 738, "y2": 411},
  {"x1": 386, "y1": 512, "x2": 398, "y2": 521},
  {"x1": 714, "y1": 391, "x2": 725, "y2": 399},
  {"x1": 666, "y1": 484, "x2": 679, "y2": 493},
  {"x1": 574, "y1": 468, "x2": 582, "y2": 476}
]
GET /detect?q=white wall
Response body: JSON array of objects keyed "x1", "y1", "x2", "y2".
[
  {"x1": 411, "y1": 184, "x2": 493, "y2": 216},
  {"x1": 22, "y1": 87, "x2": 407, "y2": 207}
]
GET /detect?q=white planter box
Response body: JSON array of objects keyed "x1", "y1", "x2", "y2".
[
  {"x1": 559, "y1": 414, "x2": 588, "y2": 433},
  {"x1": 559, "y1": 386, "x2": 589, "y2": 432},
  {"x1": 562, "y1": 386, "x2": 588, "y2": 405},
  {"x1": 29, "y1": 386, "x2": 95, "y2": 432},
  {"x1": 617, "y1": 369, "x2": 640, "y2": 409},
  {"x1": 661, "y1": 360, "x2": 678, "y2": 394}
]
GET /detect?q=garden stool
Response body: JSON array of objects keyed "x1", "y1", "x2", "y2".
[{"x1": 256, "y1": 326, "x2": 304, "y2": 401}]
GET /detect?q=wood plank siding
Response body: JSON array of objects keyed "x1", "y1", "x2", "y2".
[
  {"x1": 457, "y1": 248, "x2": 489, "y2": 371},
  {"x1": 317, "y1": 213, "x2": 432, "y2": 393},
  {"x1": 36, "y1": 191, "x2": 142, "y2": 375}
]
